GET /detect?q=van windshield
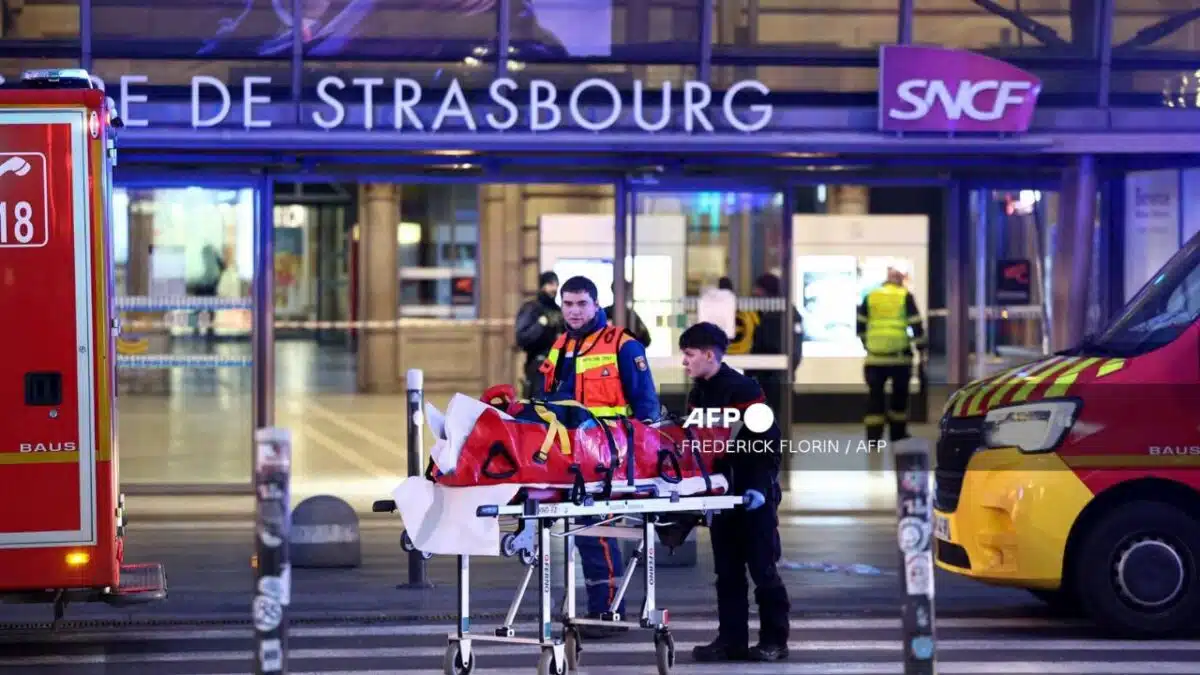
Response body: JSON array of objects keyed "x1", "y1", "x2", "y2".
[{"x1": 1088, "y1": 233, "x2": 1200, "y2": 357}]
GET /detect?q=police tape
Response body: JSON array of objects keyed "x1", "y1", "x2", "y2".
[
  {"x1": 117, "y1": 355, "x2": 255, "y2": 369},
  {"x1": 926, "y1": 305, "x2": 1042, "y2": 319},
  {"x1": 118, "y1": 296, "x2": 254, "y2": 312}
]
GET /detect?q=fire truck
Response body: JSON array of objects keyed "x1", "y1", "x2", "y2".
[{"x1": 0, "y1": 69, "x2": 166, "y2": 621}]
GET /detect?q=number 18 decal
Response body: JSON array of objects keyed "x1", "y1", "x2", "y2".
[{"x1": 0, "y1": 153, "x2": 48, "y2": 248}]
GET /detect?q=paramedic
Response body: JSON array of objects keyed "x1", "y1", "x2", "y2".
[
  {"x1": 680, "y1": 322, "x2": 790, "y2": 663},
  {"x1": 539, "y1": 275, "x2": 661, "y2": 635},
  {"x1": 514, "y1": 271, "x2": 565, "y2": 397},
  {"x1": 857, "y1": 266, "x2": 927, "y2": 442}
]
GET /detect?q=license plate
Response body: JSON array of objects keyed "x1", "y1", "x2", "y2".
[{"x1": 934, "y1": 515, "x2": 951, "y2": 542}]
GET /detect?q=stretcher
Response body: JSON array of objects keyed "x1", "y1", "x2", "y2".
[{"x1": 375, "y1": 476, "x2": 749, "y2": 675}]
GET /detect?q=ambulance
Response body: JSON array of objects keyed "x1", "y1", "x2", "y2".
[
  {"x1": 0, "y1": 69, "x2": 166, "y2": 621},
  {"x1": 932, "y1": 229, "x2": 1200, "y2": 637}
]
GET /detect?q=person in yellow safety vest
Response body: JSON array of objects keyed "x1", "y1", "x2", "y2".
[
  {"x1": 537, "y1": 275, "x2": 661, "y2": 639},
  {"x1": 856, "y1": 267, "x2": 927, "y2": 443}
]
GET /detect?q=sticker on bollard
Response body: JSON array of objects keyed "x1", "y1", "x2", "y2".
[{"x1": 290, "y1": 496, "x2": 361, "y2": 568}]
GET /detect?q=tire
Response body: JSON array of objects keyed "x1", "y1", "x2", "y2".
[
  {"x1": 654, "y1": 631, "x2": 675, "y2": 675},
  {"x1": 1074, "y1": 500, "x2": 1200, "y2": 638},
  {"x1": 442, "y1": 642, "x2": 473, "y2": 675},
  {"x1": 564, "y1": 628, "x2": 582, "y2": 671},
  {"x1": 536, "y1": 647, "x2": 562, "y2": 675}
]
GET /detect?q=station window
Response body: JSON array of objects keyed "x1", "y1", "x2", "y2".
[{"x1": 398, "y1": 184, "x2": 479, "y2": 319}]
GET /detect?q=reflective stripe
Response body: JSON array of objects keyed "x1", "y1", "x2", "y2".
[
  {"x1": 1009, "y1": 357, "x2": 1079, "y2": 403},
  {"x1": 577, "y1": 353, "x2": 617, "y2": 371},
  {"x1": 1096, "y1": 358, "x2": 1126, "y2": 378},
  {"x1": 887, "y1": 410, "x2": 907, "y2": 421},
  {"x1": 980, "y1": 357, "x2": 1066, "y2": 413},
  {"x1": 864, "y1": 414, "x2": 887, "y2": 425},
  {"x1": 1043, "y1": 357, "x2": 1101, "y2": 398}
]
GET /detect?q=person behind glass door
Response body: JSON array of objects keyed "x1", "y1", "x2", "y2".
[
  {"x1": 539, "y1": 275, "x2": 661, "y2": 637},
  {"x1": 513, "y1": 271, "x2": 564, "y2": 398},
  {"x1": 857, "y1": 266, "x2": 926, "y2": 442},
  {"x1": 746, "y1": 273, "x2": 804, "y2": 420},
  {"x1": 604, "y1": 281, "x2": 652, "y2": 347}
]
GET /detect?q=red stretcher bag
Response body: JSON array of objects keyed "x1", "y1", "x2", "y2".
[{"x1": 424, "y1": 385, "x2": 730, "y2": 494}]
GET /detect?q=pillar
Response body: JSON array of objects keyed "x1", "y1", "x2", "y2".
[
  {"x1": 478, "y1": 185, "x2": 524, "y2": 386},
  {"x1": 830, "y1": 185, "x2": 869, "y2": 215},
  {"x1": 355, "y1": 183, "x2": 401, "y2": 393},
  {"x1": 1051, "y1": 155, "x2": 1097, "y2": 351}
]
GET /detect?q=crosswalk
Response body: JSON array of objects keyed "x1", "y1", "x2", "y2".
[{"x1": 1, "y1": 615, "x2": 1197, "y2": 674}]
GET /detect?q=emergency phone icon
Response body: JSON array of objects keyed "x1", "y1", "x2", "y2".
[
  {"x1": 0, "y1": 152, "x2": 48, "y2": 249},
  {"x1": 0, "y1": 156, "x2": 31, "y2": 177}
]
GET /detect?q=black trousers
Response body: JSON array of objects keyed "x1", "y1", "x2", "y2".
[
  {"x1": 709, "y1": 481, "x2": 790, "y2": 647},
  {"x1": 522, "y1": 355, "x2": 546, "y2": 398},
  {"x1": 864, "y1": 364, "x2": 912, "y2": 442}
]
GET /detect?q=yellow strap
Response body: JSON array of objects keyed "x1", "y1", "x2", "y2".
[{"x1": 532, "y1": 403, "x2": 573, "y2": 459}]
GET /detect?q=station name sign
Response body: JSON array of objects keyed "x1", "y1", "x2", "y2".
[{"x1": 92, "y1": 75, "x2": 774, "y2": 133}]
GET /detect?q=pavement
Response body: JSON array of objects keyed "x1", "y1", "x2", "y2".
[{"x1": 3, "y1": 517, "x2": 1198, "y2": 674}]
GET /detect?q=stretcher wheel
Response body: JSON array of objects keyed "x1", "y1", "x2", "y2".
[
  {"x1": 500, "y1": 532, "x2": 518, "y2": 557},
  {"x1": 653, "y1": 630, "x2": 675, "y2": 675},
  {"x1": 442, "y1": 642, "x2": 473, "y2": 675},
  {"x1": 564, "y1": 627, "x2": 582, "y2": 670},
  {"x1": 536, "y1": 647, "x2": 564, "y2": 675},
  {"x1": 519, "y1": 549, "x2": 537, "y2": 567}
]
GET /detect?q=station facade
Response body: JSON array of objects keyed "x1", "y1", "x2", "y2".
[{"x1": 4, "y1": 1, "x2": 1200, "y2": 489}]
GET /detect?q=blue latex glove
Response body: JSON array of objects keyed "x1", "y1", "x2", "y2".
[{"x1": 744, "y1": 489, "x2": 766, "y2": 510}]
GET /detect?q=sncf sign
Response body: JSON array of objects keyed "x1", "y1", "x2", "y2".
[{"x1": 878, "y1": 45, "x2": 1042, "y2": 133}]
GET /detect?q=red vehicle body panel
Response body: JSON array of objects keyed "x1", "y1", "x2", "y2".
[{"x1": 0, "y1": 87, "x2": 121, "y2": 594}]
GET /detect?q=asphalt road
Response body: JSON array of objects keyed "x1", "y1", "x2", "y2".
[
  {"x1": 1, "y1": 612, "x2": 1198, "y2": 674},
  {"x1": 1, "y1": 517, "x2": 1196, "y2": 674}
]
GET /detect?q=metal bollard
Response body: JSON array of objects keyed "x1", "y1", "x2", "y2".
[
  {"x1": 894, "y1": 438, "x2": 937, "y2": 675},
  {"x1": 400, "y1": 368, "x2": 432, "y2": 589},
  {"x1": 253, "y1": 427, "x2": 292, "y2": 675}
]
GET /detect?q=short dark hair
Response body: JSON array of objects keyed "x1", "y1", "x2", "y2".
[
  {"x1": 539, "y1": 271, "x2": 559, "y2": 286},
  {"x1": 679, "y1": 322, "x2": 729, "y2": 353},
  {"x1": 717, "y1": 276, "x2": 734, "y2": 291},
  {"x1": 560, "y1": 275, "x2": 598, "y2": 302},
  {"x1": 754, "y1": 273, "x2": 781, "y2": 297}
]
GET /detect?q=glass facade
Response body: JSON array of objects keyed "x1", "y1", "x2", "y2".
[{"x1": 2, "y1": 1, "x2": 1197, "y2": 107}]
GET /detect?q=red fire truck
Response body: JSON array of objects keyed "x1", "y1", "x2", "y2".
[{"x1": 0, "y1": 69, "x2": 165, "y2": 621}]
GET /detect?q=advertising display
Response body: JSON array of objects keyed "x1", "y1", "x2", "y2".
[
  {"x1": 1124, "y1": 170, "x2": 1181, "y2": 302},
  {"x1": 793, "y1": 215, "x2": 929, "y2": 387},
  {"x1": 539, "y1": 213, "x2": 688, "y2": 384},
  {"x1": 878, "y1": 45, "x2": 1042, "y2": 134}
]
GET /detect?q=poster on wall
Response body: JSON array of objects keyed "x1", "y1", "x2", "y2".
[
  {"x1": 1124, "y1": 170, "x2": 1180, "y2": 301},
  {"x1": 1183, "y1": 169, "x2": 1200, "y2": 244}
]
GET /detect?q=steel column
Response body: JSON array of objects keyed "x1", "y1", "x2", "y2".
[
  {"x1": 253, "y1": 174, "x2": 277, "y2": 466},
  {"x1": 945, "y1": 181, "x2": 970, "y2": 386},
  {"x1": 1051, "y1": 155, "x2": 1098, "y2": 350},
  {"x1": 898, "y1": 0, "x2": 915, "y2": 44},
  {"x1": 496, "y1": 0, "x2": 511, "y2": 76},
  {"x1": 698, "y1": 0, "x2": 714, "y2": 83},
  {"x1": 973, "y1": 188, "x2": 989, "y2": 381},
  {"x1": 613, "y1": 178, "x2": 629, "y2": 329},
  {"x1": 80, "y1": 0, "x2": 93, "y2": 70},
  {"x1": 291, "y1": 0, "x2": 303, "y2": 125},
  {"x1": 1096, "y1": 0, "x2": 1114, "y2": 108},
  {"x1": 779, "y1": 187, "x2": 795, "y2": 492}
]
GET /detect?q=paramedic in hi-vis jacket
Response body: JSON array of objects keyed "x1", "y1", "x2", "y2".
[
  {"x1": 539, "y1": 275, "x2": 661, "y2": 637},
  {"x1": 857, "y1": 266, "x2": 927, "y2": 443}
]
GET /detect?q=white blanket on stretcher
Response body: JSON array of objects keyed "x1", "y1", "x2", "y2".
[{"x1": 392, "y1": 474, "x2": 729, "y2": 557}]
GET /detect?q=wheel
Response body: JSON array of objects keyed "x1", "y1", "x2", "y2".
[
  {"x1": 1028, "y1": 588, "x2": 1083, "y2": 616},
  {"x1": 501, "y1": 532, "x2": 518, "y2": 557},
  {"x1": 442, "y1": 642, "x2": 473, "y2": 675},
  {"x1": 519, "y1": 548, "x2": 537, "y2": 567},
  {"x1": 1074, "y1": 500, "x2": 1200, "y2": 638},
  {"x1": 536, "y1": 647, "x2": 563, "y2": 675},
  {"x1": 653, "y1": 631, "x2": 675, "y2": 675},
  {"x1": 564, "y1": 628, "x2": 582, "y2": 671}
]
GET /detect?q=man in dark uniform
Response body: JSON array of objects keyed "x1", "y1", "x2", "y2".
[
  {"x1": 514, "y1": 271, "x2": 564, "y2": 397},
  {"x1": 857, "y1": 266, "x2": 927, "y2": 442},
  {"x1": 680, "y1": 322, "x2": 790, "y2": 663}
]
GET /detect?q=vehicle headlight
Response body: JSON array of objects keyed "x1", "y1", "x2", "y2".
[{"x1": 983, "y1": 400, "x2": 1079, "y2": 454}]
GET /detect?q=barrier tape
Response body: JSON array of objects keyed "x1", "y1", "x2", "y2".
[
  {"x1": 117, "y1": 355, "x2": 255, "y2": 369},
  {"x1": 118, "y1": 296, "x2": 254, "y2": 311}
]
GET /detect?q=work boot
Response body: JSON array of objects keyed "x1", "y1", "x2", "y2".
[
  {"x1": 748, "y1": 642, "x2": 789, "y2": 661},
  {"x1": 692, "y1": 637, "x2": 749, "y2": 662}
]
